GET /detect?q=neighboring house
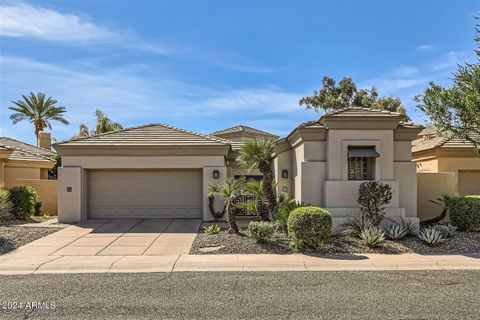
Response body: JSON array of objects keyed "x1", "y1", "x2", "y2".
[
  {"x1": 0, "y1": 133, "x2": 58, "y2": 214},
  {"x1": 54, "y1": 109, "x2": 422, "y2": 229},
  {"x1": 272, "y1": 108, "x2": 422, "y2": 230},
  {"x1": 412, "y1": 127, "x2": 480, "y2": 221}
]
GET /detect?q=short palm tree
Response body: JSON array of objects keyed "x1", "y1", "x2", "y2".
[
  {"x1": 243, "y1": 180, "x2": 269, "y2": 220},
  {"x1": 208, "y1": 178, "x2": 245, "y2": 234},
  {"x1": 237, "y1": 139, "x2": 277, "y2": 216},
  {"x1": 9, "y1": 92, "x2": 69, "y2": 139},
  {"x1": 94, "y1": 109, "x2": 123, "y2": 134}
]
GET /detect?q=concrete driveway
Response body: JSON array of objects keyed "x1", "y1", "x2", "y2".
[{"x1": 15, "y1": 219, "x2": 202, "y2": 257}]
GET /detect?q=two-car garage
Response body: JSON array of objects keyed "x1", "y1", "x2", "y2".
[{"x1": 87, "y1": 169, "x2": 203, "y2": 219}]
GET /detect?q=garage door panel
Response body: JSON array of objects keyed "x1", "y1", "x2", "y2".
[
  {"x1": 88, "y1": 169, "x2": 202, "y2": 218},
  {"x1": 458, "y1": 170, "x2": 480, "y2": 196}
]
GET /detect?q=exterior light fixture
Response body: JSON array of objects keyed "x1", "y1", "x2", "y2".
[
  {"x1": 281, "y1": 169, "x2": 288, "y2": 179},
  {"x1": 213, "y1": 170, "x2": 220, "y2": 179}
]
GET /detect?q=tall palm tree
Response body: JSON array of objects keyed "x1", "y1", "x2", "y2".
[
  {"x1": 208, "y1": 178, "x2": 245, "y2": 234},
  {"x1": 94, "y1": 109, "x2": 123, "y2": 134},
  {"x1": 237, "y1": 139, "x2": 277, "y2": 216},
  {"x1": 9, "y1": 92, "x2": 69, "y2": 139}
]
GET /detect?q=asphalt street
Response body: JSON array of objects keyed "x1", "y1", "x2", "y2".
[{"x1": 0, "y1": 271, "x2": 479, "y2": 319}]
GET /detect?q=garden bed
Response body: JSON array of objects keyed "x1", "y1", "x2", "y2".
[
  {"x1": 190, "y1": 226, "x2": 480, "y2": 255},
  {"x1": 0, "y1": 219, "x2": 64, "y2": 255}
]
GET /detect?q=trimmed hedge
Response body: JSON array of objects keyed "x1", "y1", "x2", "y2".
[
  {"x1": 9, "y1": 186, "x2": 38, "y2": 220},
  {"x1": 287, "y1": 206, "x2": 332, "y2": 250},
  {"x1": 448, "y1": 196, "x2": 480, "y2": 232}
]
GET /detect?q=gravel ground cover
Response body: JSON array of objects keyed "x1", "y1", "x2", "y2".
[
  {"x1": 191, "y1": 226, "x2": 480, "y2": 255},
  {"x1": 0, "y1": 220, "x2": 64, "y2": 255}
]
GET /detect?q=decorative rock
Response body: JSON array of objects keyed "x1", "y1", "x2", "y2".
[{"x1": 198, "y1": 246, "x2": 225, "y2": 253}]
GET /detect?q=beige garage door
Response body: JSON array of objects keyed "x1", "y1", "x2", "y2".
[
  {"x1": 88, "y1": 169, "x2": 202, "y2": 219},
  {"x1": 458, "y1": 170, "x2": 480, "y2": 196}
]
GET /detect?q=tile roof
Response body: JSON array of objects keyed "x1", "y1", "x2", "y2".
[
  {"x1": 0, "y1": 137, "x2": 55, "y2": 156},
  {"x1": 412, "y1": 127, "x2": 479, "y2": 153},
  {"x1": 55, "y1": 124, "x2": 231, "y2": 147},
  {"x1": 0, "y1": 143, "x2": 55, "y2": 163},
  {"x1": 211, "y1": 125, "x2": 279, "y2": 139}
]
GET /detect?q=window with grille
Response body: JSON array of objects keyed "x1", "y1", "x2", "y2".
[{"x1": 347, "y1": 146, "x2": 378, "y2": 180}]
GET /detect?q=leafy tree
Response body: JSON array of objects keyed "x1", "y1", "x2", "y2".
[
  {"x1": 357, "y1": 181, "x2": 393, "y2": 225},
  {"x1": 237, "y1": 139, "x2": 277, "y2": 216},
  {"x1": 415, "y1": 20, "x2": 480, "y2": 150},
  {"x1": 93, "y1": 109, "x2": 123, "y2": 134},
  {"x1": 299, "y1": 77, "x2": 409, "y2": 120},
  {"x1": 9, "y1": 92, "x2": 69, "y2": 138},
  {"x1": 208, "y1": 178, "x2": 245, "y2": 234},
  {"x1": 71, "y1": 110, "x2": 122, "y2": 140},
  {"x1": 48, "y1": 154, "x2": 62, "y2": 178}
]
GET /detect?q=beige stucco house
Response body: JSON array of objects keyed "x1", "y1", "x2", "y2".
[
  {"x1": 55, "y1": 108, "x2": 422, "y2": 229},
  {"x1": 0, "y1": 133, "x2": 57, "y2": 214},
  {"x1": 412, "y1": 127, "x2": 480, "y2": 220},
  {"x1": 272, "y1": 108, "x2": 422, "y2": 230}
]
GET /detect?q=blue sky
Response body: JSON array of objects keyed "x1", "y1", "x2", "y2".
[{"x1": 0, "y1": 0, "x2": 478, "y2": 145}]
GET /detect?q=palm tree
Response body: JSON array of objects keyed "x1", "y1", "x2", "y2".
[
  {"x1": 9, "y1": 92, "x2": 69, "y2": 140},
  {"x1": 94, "y1": 109, "x2": 123, "y2": 134},
  {"x1": 208, "y1": 178, "x2": 245, "y2": 234},
  {"x1": 237, "y1": 139, "x2": 277, "y2": 216},
  {"x1": 243, "y1": 180, "x2": 269, "y2": 220}
]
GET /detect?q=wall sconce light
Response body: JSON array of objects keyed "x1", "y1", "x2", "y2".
[
  {"x1": 213, "y1": 170, "x2": 220, "y2": 179},
  {"x1": 281, "y1": 169, "x2": 288, "y2": 179}
]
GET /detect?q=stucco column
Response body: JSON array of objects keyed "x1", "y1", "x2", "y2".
[
  {"x1": 202, "y1": 166, "x2": 227, "y2": 221},
  {"x1": 58, "y1": 167, "x2": 82, "y2": 223}
]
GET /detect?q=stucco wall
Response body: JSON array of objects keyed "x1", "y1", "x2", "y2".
[
  {"x1": 15, "y1": 179, "x2": 57, "y2": 215},
  {"x1": 272, "y1": 149, "x2": 292, "y2": 197},
  {"x1": 394, "y1": 162, "x2": 417, "y2": 217},
  {"x1": 326, "y1": 130, "x2": 394, "y2": 180},
  {"x1": 417, "y1": 172, "x2": 455, "y2": 221},
  {"x1": 4, "y1": 167, "x2": 41, "y2": 186},
  {"x1": 58, "y1": 167, "x2": 82, "y2": 223},
  {"x1": 415, "y1": 158, "x2": 438, "y2": 172}
]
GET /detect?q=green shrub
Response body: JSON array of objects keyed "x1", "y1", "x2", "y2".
[
  {"x1": 247, "y1": 221, "x2": 275, "y2": 243},
  {"x1": 287, "y1": 206, "x2": 332, "y2": 250},
  {"x1": 8, "y1": 186, "x2": 38, "y2": 219},
  {"x1": 436, "y1": 224, "x2": 457, "y2": 238},
  {"x1": 447, "y1": 196, "x2": 480, "y2": 232},
  {"x1": 203, "y1": 224, "x2": 221, "y2": 235},
  {"x1": 357, "y1": 181, "x2": 393, "y2": 225}
]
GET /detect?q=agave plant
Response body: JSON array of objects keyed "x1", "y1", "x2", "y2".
[
  {"x1": 359, "y1": 226, "x2": 386, "y2": 247},
  {"x1": 417, "y1": 227, "x2": 446, "y2": 246},
  {"x1": 340, "y1": 216, "x2": 376, "y2": 237},
  {"x1": 436, "y1": 224, "x2": 457, "y2": 238},
  {"x1": 0, "y1": 189, "x2": 13, "y2": 215},
  {"x1": 384, "y1": 224, "x2": 408, "y2": 240},
  {"x1": 203, "y1": 224, "x2": 221, "y2": 235},
  {"x1": 398, "y1": 217, "x2": 419, "y2": 236}
]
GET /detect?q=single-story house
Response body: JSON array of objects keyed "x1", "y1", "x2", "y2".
[
  {"x1": 0, "y1": 133, "x2": 58, "y2": 214},
  {"x1": 55, "y1": 108, "x2": 422, "y2": 230},
  {"x1": 412, "y1": 127, "x2": 480, "y2": 220}
]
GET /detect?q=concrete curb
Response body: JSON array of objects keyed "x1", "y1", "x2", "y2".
[{"x1": 1, "y1": 253, "x2": 479, "y2": 275}]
